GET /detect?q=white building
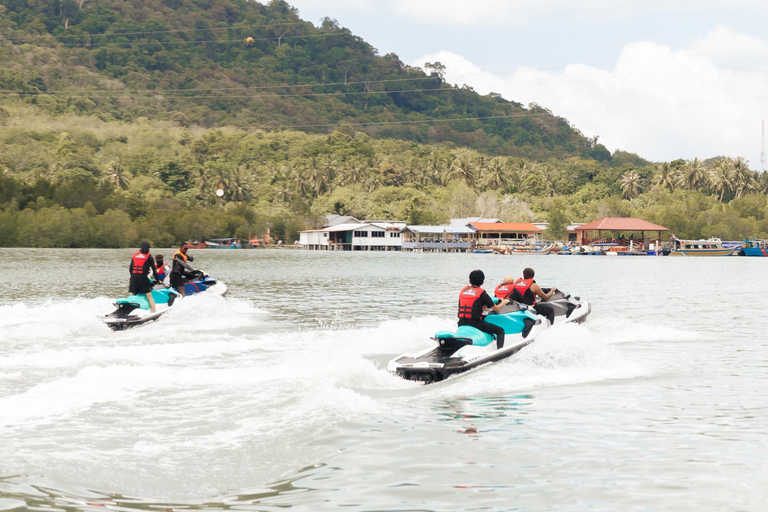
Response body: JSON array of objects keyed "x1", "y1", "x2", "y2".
[{"x1": 298, "y1": 220, "x2": 405, "y2": 251}]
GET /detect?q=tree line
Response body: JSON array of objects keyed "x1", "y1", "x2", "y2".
[{"x1": 1, "y1": 105, "x2": 767, "y2": 248}]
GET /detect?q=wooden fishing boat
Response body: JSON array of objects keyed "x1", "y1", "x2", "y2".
[{"x1": 507, "y1": 243, "x2": 553, "y2": 255}]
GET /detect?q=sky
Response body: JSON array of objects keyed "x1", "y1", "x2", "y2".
[{"x1": 288, "y1": 0, "x2": 768, "y2": 168}]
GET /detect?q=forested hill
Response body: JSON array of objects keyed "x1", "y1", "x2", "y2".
[{"x1": 0, "y1": 0, "x2": 611, "y2": 161}]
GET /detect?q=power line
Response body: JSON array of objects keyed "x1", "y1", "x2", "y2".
[
  {"x1": 0, "y1": 49, "x2": 765, "y2": 97},
  {"x1": 249, "y1": 94, "x2": 768, "y2": 130}
]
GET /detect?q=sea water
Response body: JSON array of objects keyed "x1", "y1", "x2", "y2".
[{"x1": 0, "y1": 248, "x2": 766, "y2": 511}]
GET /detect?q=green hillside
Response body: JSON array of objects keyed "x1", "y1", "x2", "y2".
[{"x1": 0, "y1": 0, "x2": 610, "y2": 161}]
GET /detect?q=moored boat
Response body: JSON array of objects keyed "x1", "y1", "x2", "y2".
[
  {"x1": 507, "y1": 243, "x2": 554, "y2": 255},
  {"x1": 735, "y1": 238, "x2": 768, "y2": 256},
  {"x1": 666, "y1": 237, "x2": 735, "y2": 256},
  {"x1": 206, "y1": 238, "x2": 242, "y2": 249}
]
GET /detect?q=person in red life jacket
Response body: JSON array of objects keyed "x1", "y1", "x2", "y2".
[
  {"x1": 129, "y1": 241, "x2": 160, "y2": 313},
  {"x1": 510, "y1": 267, "x2": 557, "y2": 325},
  {"x1": 493, "y1": 276, "x2": 516, "y2": 299},
  {"x1": 170, "y1": 242, "x2": 196, "y2": 297},
  {"x1": 458, "y1": 269, "x2": 510, "y2": 349},
  {"x1": 155, "y1": 254, "x2": 171, "y2": 285}
]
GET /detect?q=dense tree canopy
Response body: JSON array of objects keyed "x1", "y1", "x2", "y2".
[{"x1": 1, "y1": 105, "x2": 767, "y2": 247}]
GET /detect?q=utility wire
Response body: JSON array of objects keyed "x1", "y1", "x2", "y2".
[{"x1": 0, "y1": 49, "x2": 765, "y2": 96}]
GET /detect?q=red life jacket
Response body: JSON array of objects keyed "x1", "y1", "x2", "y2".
[
  {"x1": 494, "y1": 282, "x2": 514, "y2": 299},
  {"x1": 156, "y1": 263, "x2": 167, "y2": 279},
  {"x1": 458, "y1": 286, "x2": 484, "y2": 320},
  {"x1": 131, "y1": 251, "x2": 150, "y2": 275},
  {"x1": 513, "y1": 278, "x2": 535, "y2": 305}
]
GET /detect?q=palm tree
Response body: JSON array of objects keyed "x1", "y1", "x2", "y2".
[
  {"x1": 304, "y1": 157, "x2": 327, "y2": 198},
  {"x1": 482, "y1": 157, "x2": 508, "y2": 191},
  {"x1": 427, "y1": 153, "x2": 447, "y2": 185},
  {"x1": 677, "y1": 158, "x2": 707, "y2": 191},
  {"x1": 227, "y1": 165, "x2": 253, "y2": 202},
  {"x1": 474, "y1": 155, "x2": 487, "y2": 187},
  {"x1": 322, "y1": 156, "x2": 337, "y2": 193},
  {"x1": 538, "y1": 165, "x2": 557, "y2": 197},
  {"x1": 652, "y1": 162, "x2": 676, "y2": 191},
  {"x1": 708, "y1": 158, "x2": 734, "y2": 202},
  {"x1": 620, "y1": 170, "x2": 643, "y2": 199},
  {"x1": 267, "y1": 161, "x2": 286, "y2": 185},
  {"x1": 193, "y1": 167, "x2": 211, "y2": 206},
  {"x1": 274, "y1": 184, "x2": 293, "y2": 203},
  {"x1": 291, "y1": 165, "x2": 312, "y2": 197},
  {"x1": 449, "y1": 151, "x2": 475, "y2": 186},
  {"x1": 340, "y1": 160, "x2": 366, "y2": 186},
  {"x1": 731, "y1": 156, "x2": 756, "y2": 198},
  {"x1": 106, "y1": 161, "x2": 130, "y2": 190}
]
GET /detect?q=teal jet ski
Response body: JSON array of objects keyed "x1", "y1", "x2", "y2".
[{"x1": 388, "y1": 292, "x2": 590, "y2": 384}]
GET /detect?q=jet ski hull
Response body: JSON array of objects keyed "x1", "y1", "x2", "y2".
[{"x1": 388, "y1": 309, "x2": 547, "y2": 384}]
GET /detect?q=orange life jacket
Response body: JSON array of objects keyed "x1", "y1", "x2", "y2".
[
  {"x1": 513, "y1": 278, "x2": 535, "y2": 305},
  {"x1": 458, "y1": 286, "x2": 484, "y2": 320},
  {"x1": 494, "y1": 282, "x2": 514, "y2": 299},
  {"x1": 131, "y1": 251, "x2": 150, "y2": 275}
]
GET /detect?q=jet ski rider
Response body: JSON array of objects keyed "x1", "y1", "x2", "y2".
[
  {"x1": 170, "y1": 242, "x2": 196, "y2": 297},
  {"x1": 129, "y1": 241, "x2": 160, "y2": 313},
  {"x1": 458, "y1": 270, "x2": 510, "y2": 349},
  {"x1": 155, "y1": 254, "x2": 171, "y2": 286},
  {"x1": 502, "y1": 268, "x2": 557, "y2": 325}
]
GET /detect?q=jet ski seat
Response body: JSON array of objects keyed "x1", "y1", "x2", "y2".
[{"x1": 434, "y1": 325, "x2": 496, "y2": 347}]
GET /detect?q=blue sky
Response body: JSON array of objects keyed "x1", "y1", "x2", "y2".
[{"x1": 288, "y1": 0, "x2": 768, "y2": 168}]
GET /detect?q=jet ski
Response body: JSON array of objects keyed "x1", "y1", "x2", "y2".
[
  {"x1": 388, "y1": 291, "x2": 590, "y2": 384},
  {"x1": 500, "y1": 289, "x2": 591, "y2": 324},
  {"x1": 103, "y1": 270, "x2": 227, "y2": 330}
]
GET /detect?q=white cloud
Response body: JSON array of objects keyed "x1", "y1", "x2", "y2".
[
  {"x1": 414, "y1": 28, "x2": 768, "y2": 166},
  {"x1": 389, "y1": 0, "x2": 768, "y2": 27}
]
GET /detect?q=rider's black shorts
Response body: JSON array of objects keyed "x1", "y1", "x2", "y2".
[
  {"x1": 129, "y1": 275, "x2": 151, "y2": 295},
  {"x1": 169, "y1": 272, "x2": 185, "y2": 288}
]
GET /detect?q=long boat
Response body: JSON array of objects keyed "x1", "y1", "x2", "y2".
[
  {"x1": 206, "y1": 238, "x2": 242, "y2": 249},
  {"x1": 506, "y1": 243, "x2": 554, "y2": 255},
  {"x1": 667, "y1": 237, "x2": 735, "y2": 256}
]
